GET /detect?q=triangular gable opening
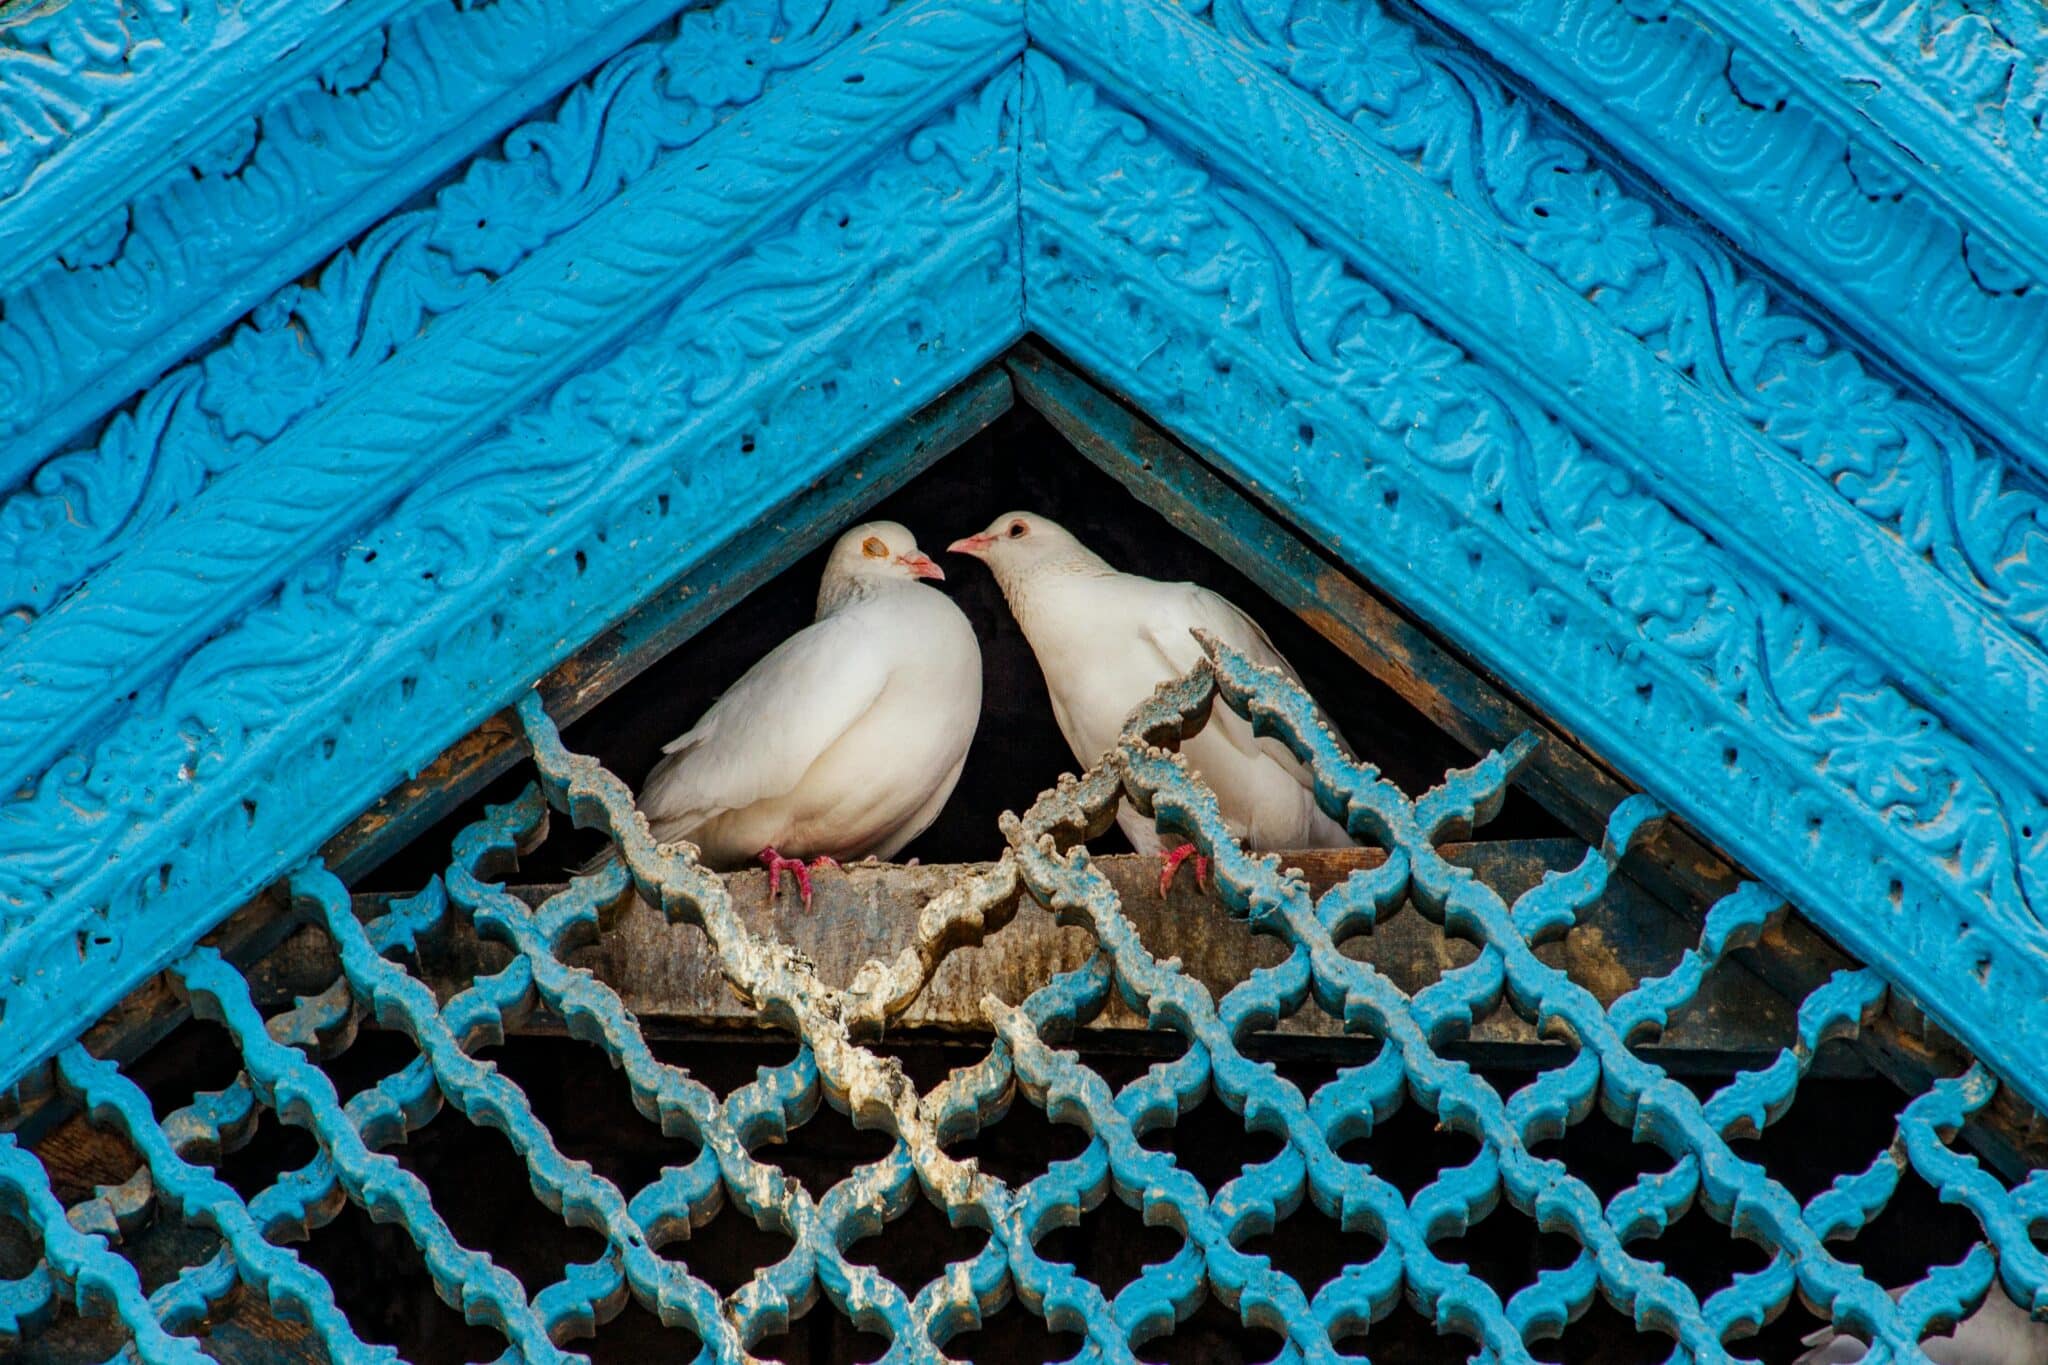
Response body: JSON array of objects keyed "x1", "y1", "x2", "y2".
[
  {"x1": 367, "y1": 392, "x2": 1566, "y2": 893},
  {"x1": 4, "y1": 345, "x2": 2044, "y2": 1365}
]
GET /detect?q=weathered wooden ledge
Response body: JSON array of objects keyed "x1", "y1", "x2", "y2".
[{"x1": 246, "y1": 840, "x2": 1825, "y2": 1072}]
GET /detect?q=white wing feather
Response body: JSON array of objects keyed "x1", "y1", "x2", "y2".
[
  {"x1": 1136, "y1": 580, "x2": 1353, "y2": 765},
  {"x1": 1137, "y1": 580, "x2": 1299, "y2": 684},
  {"x1": 1792, "y1": 1291, "x2": 2048, "y2": 1364},
  {"x1": 638, "y1": 610, "x2": 892, "y2": 834}
]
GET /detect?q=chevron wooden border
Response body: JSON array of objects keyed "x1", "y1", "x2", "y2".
[{"x1": 5, "y1": 0, "x2": 2048, "y2": 1118}]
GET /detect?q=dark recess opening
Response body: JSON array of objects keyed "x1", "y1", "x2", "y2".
[
  {"x1": 64, "y1": 378, "x2": 1974, "y2": 1356},
  {"x1": 369, "y1": 401, "x2": 1562, "y2": 891}
]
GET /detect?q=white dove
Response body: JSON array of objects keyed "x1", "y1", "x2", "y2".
[
  {"x1": 629, "y1": 521, "x2": 981, "y2": 907},
  {"x1": 1794, "y1": 1291, "x2": 2048, "y2": 1364},
  {"x1": 949, "y1": 511, "x2": 1351, "y2": 892}
]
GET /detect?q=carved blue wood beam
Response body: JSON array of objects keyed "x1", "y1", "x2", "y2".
[
  {"x1": 1018, "y1": 49, "x2": 2048, "y2": 1108},
  {"x1": 0, "y1": 0, "x2": 704, "y2": 474},
  {"x1": 7, "y1": 0, "x2": 2048, "y2": 1144},
  {"x1": 0, "y1": 0, "x2": 426, "y2": 295},
  {"x1": 0, "y1": 0, "x2": 1020, "y2": 798},
  {"x1": 1404, "y1": 0, "x2": 2048, "y2": 476},
  {"x1": 1174, "y1": 0, "x2": 2048, "y2": 776},
  {"x1": 0, "y1": 368, "x2": 1015, "y2": 1151},
  {"x1": 0, "y1": 47, "x2": 1027, "y2": 1090},
  {"x1": 0, "y1": 0, "x2": 911, "y2": 640},
  {"x1": 1033, "y1": 0, "x2": 2048, "y2": 778},
  {"x1": 1686, "y1": 0, "x2": 2048, "y2": 289}
]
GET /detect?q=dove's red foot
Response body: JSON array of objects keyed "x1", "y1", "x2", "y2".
[
  {"x1": 1158, "y1": 842, "x2": 1210, "y2": 897},
  {"x1": 759, "y1": 847, "x2": 816, "y2": 911}
]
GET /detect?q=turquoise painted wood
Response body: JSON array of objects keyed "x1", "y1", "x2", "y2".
[
  {"x1": 5, "y1": 651, "x2": 2044, "y2": 1362},
  {"x1": 5, "y1": 0, "x2": 2048, "y2": 1353}
]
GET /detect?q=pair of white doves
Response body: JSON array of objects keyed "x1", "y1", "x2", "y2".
[
  {"x1": 625, "y1": 520, "x2": 2048, "y2": 1365},
  {"x1": 629, "y1": 513, "x2": 1350, "y2": 907}
]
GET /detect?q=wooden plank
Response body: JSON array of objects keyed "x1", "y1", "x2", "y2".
[
  {"x1": 1002, "y1": 343, "x2": 2047, "y2": 1172},
  {"x1": 246, "y1": 843, "x2": 1827, "y2": 1071}
]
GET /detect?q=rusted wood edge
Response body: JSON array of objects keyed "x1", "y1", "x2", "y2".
[
  {"x1": 233, "y1": 844, "x2": 1823, "y2": 1069},
  {"x1": 1003, "y1": 343, "x2": 2047, "y2": 1176}
]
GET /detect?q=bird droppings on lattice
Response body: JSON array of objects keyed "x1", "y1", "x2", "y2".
[{"x1": 2, "y1": 637, "x2": 2047, "y2": 1363}]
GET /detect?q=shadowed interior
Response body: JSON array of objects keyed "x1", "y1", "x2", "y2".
[
  {"x1": 11, "y1": 409, "x2": 1988, "y2": 1365},
  {"x1": 369, "y1": 402, "x2": 1564, "y2": 892}
]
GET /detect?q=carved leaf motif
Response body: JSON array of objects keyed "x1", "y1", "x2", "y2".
[
  {"x1": 0, "y1": 0, "x2": 195, "y2": 196},
  {"x1": 318, "y1": 30, "x2": 387, "y2": 96},
  {"x1": 0, "y1": 52, "x2": 1018, "y2": 981},
  {"x1": 190, "y1": 117, "x2": 258, "y2": 178},
  {"x1": 1178, "y1": 0, "x2": 2048, "y2": 670},
  {"x1": 0, "y1": 0, "x2": 900, "y2": 639},
  {"x1": 1023, "y1": 50, "x2": 2048, "y2": 960},
  {"x1": 54, "y1": 207, "x2": 128, "y2": 271}
]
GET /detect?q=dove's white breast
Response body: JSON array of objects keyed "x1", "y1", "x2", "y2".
[{"x1": 642, "y1": 583, "x2": 981, "y2": 867}]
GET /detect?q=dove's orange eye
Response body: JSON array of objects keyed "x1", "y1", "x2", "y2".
[
  {"x1": 861, "y1": 536, "x2": 889, "y2": 558},
  {"x1": 1007, "y1": 521, "x2": 1027, "y2": 538}
]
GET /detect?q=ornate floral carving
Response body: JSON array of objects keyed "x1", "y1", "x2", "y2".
[
  {"x1": 0, "y1": 0, "x2": 428, "y2": 291},
  {"x1": 0, "y1": 63, "x2": 1023, "y2": 1074},
  {"x1": 1211, "y1": 0, "x2": 2048, "y2": 621},
  {"x1": 1822, "y1": 0, "x2": 2046, "y2": 136},
  {"x1": 1410, "y1": 0, "x2": 2048, "y2": 476},
  {"x1": 1055, "y1": 0, "x2": 2048, "y2": 755},
  {"x1": 1284, "y1": 5, "x2": 1420, "y2": 116},
  {"x1": 1520, "y1": 168, "x2": 1661, "y2": 292},
  {"x1": 9, "y1": 0, "x2": 2048, "y2": 1127},
  {"x1": 0, "y1": 0, "x2": 900, "y2": 640},
  {"x1": 0, "y1": 0, "x2": 1010, "y2": 812},
  {"x1": 0, "y1": 0, "x2": 204, "y2": 199},
  {"x1": 1019, "y1": 51, "x2": 2048, "y2": 1101}
]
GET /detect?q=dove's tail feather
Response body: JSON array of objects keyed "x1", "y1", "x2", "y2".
[{"x1": 570, "y1": 842, "x2": 622, "y2": 878}]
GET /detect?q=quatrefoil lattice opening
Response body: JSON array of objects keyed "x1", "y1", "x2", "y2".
[{"x1": 2, "y1": 641, "x2": 2043, "y2": 1364}]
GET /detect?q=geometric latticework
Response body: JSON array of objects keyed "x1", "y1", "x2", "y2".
[{"x1": 3, "y1": 641, "x2": 2044, "y2": 1362}]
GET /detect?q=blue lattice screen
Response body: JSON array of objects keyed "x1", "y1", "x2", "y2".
[{"x1": 3, "y1": 639, "x2": 2045, "y2": 1363}]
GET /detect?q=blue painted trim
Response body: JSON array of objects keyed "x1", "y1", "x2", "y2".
[
  {"x1": 1107, "y1": 0, "x2": 2048, "y2": 749},
  {"x1": 0, "y1": 0, "x2": 429, "y2": 293},
  {"x1": 0, "y1": 0, "x2": 1018, "y2": 794},
  {"x1": 0, "y1": 0, "x2": 700, "y2": 472},
  {"x1": 1688, "y1": 0, "x2": 2048, "y2": 286},
  {"x1": 1406, "y1": 0, "x2": 2048, "y2": 476},
  {"x1": 0, "y1": 0, "x2": 910, "y2": 617},
  {"x1": 1033, "y1": 0, "x2": 2048, "y2": 781},
  {"x1": 1017, "y1": 47, "x2": 2048, "y2": 1110},
  {"x1": 5, "y1": 0, "x2": 2048, "y2": 1124},
  {"x1": 0, "y1": 37, "x2": 1026, "y2": 1088}
]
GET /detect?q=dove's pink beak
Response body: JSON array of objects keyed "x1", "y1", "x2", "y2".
[
  {"x1": 948, "y1": 532, "x2": 995, "y2": 558},
  {"x1": 898, "y1": 552, "x2": 945, "y2": 581}
]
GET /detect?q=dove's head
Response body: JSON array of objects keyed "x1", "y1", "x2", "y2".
[
  {"x1": 947, "y1": 512, "x2": 1106, "y2": 595},
  {"x1": 817, "y1": 521, "x2": 944, "y2": 614}
]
